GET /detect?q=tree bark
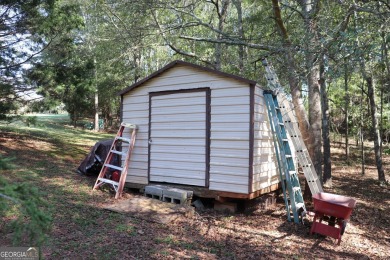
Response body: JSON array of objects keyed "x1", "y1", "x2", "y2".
[
  {"x1": 380, "y1": 30, "x2": 390, "y2": 156},
  {"x1": 301, "y1": 0, "x2": 323, "y2": 185},
  {"x1": 94, "y1": 56, "x2": 99, "y2": 131},
  {"x1": 307, "y1": 64, "x2": 323, "y2": 183},
  {"x1": 214, "y1": 0, "x2": 230, "y2": 70},
  {"x1": 320, "y1": 57, "x2": 332, "y2": 187},
  {"x1": 344, "y1": 61, "x2": 350, "y2": 163},
  {"x1": 360, "y1": 81, "x2": 365, "y2": 176},
  {"x1": 232, "y1": 0, "x2": 244, "y2": 75},
  {"x1": 365, "y1": 76, "x2": 386, "y2": 182}
]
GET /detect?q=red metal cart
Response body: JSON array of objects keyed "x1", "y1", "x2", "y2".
[{"x1": 310, "y1": 192, "x2": 357, "y2": 245}]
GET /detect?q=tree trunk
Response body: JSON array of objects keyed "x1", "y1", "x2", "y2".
[
  {"x1": 302, "y1": 0, "x2": 323, "y2": 186},
  {"x1": 344, "y1": 61, "x2": 349, "y2": 163},
  {"x1": 271, "y1": 0, "x2": 319, "y2": 199},
  {"x1": 360, "y1": 82, "x2": 365, "y2": 175},
  {"x1": 94, "y1": 90, "x2": 99, "y2": 130},
  {"x1": 94, "y1": 56, "x2": 99, "y2": 131},
  {"x1": 307, "y1": 64, "x2": 323, "y2": 184},
  {"x1": 366, "y1": 76, "x2": 386, "y2": 182},
  {"x1": 214, "y1": 0, "x2": 230, "y2": 70},
  {"x1": 320, "y1": 58, "x2": 332, "y2": 187},
  {"x1": 380, "y1": 30, "x2": 390, "y2": 157},
  {"x1": 232, "y1": 0, "x2": 244, "y2": 75},
  {"x1": 93, "y1": 1, "x2": 99, "y2": 132}
]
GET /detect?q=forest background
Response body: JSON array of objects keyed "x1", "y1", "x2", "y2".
[{"x1": 1, "y1": 0, "x2": 389, "y2": 256}]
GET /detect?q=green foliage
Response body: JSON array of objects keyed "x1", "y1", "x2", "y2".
[
  {"x1": 24, "y1": 116, "x2": 37, "y2": 127},
  {"x1": 3, "y1": 0, "x2": 390, "y2": 139},
  {"x1": 115, "y1": 223, "x2": 136, "y2": 235},
  {"x1": 0, "y1": 0, "x2": 86, "y2": 123},
  {"x1": 0, "y1": 156, "x2": 15, "y2": 170},
  {"x1": 84, "y1": 121, "x2": 94, "y2": 130},
  {"x1": 28, "y1": 36, "x2": 95, "y2": 126},
  {"x1": 0, "y1": 155, "x2": 52, "y2": 246},
  {"x1": 26, "y1": 99, "x2": 64, "y2": 114}
]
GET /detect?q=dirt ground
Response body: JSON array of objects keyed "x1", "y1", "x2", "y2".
[{"x1": 0, "y1": 127, "x2": 389, "y2": 259}]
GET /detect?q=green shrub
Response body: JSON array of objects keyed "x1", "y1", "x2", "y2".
[
  {"x1": 24, "y1": 116, "x2": 37, "y2": 127},
  {"x1": 0, "y1": 156, "x2": 15, "y2": 170},
  {"x1": 0, "y1": 155, "x2": 52, "y2": 246},
  {"x1": 84, "y1": 121, "x2": 94, "y2": 130}
]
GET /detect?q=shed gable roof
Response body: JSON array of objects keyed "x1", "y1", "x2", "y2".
[{"x1": 118, "y1": 60, "x2": 257, "y2": 96}]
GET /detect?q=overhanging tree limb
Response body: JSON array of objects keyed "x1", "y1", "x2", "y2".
[
  {"x1": 179, "y1": 35, "x2": 279, "y2": 52},
  {"x1": 151, "y1": 10, "x2": 215, "y2": 67},
  {"x1": 0, "y1": 36, "x2": 56, "y2": 70}
]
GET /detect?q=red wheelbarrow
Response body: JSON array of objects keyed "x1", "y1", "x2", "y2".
[{"x1": 310, "y1": 192, "x2": 357, "y2": 245}]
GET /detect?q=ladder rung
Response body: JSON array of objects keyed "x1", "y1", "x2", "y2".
[
  {"x1": 110, "y1": 150, "x2": 127, "y2": 156},
  {"x1": 292, "y1": 187, "x2": 301, "y2": 192},
  {"x1": 282, "y1": 139, "x2": 289, "y2": 142},
  {"x1": 104, "y1": 164, "x2": 123, "y2": 171},
  {"x1": 116, "y1": 136, "x2": 131, "y2": 143},
  {"x1": 97, "y1": 178, "x2": 119, "y2": 186}
]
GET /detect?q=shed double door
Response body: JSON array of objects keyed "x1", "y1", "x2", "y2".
[{"x1": 149, "y1": 89, "x2": 209, "y2": 187}]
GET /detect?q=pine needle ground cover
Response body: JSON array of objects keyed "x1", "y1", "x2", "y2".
[{"x1": 0, "y1": 114, "x2": 389, "y2": 259}]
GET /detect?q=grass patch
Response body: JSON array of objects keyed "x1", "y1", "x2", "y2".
[
  {"x1": 115, "y1": 223, "x2": 136, "y2": 236},
  {"x1": 156, "y1": 235, "x2": 178, "y2": 245},
  {"x1": 0, "y1": 114, "x2": 115, "y2": 249}
]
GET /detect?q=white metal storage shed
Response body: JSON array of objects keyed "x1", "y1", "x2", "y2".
[{"x1": 119, "y1": 60, "x2": 280, "y2": 199}]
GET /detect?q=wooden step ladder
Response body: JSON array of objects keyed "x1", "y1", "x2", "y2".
[
  {"x1": 93, "y1": 123, "x2": 137, "y2": 199},
  {"x1": 264, "y1": 91, "x2": 306, "y2": 223}
]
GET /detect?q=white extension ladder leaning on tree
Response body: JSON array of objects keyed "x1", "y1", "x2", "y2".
[{"x1": 262, "y1": 59, "x2": 323, "y2": 222}]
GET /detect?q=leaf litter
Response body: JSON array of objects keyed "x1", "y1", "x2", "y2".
[{"x1": 0, "y1": 129, "x2": 389, "y2": 259}]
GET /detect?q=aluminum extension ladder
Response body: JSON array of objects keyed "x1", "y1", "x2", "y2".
[
  {"x1": 264, "y1": 92, "x2": 306, "y2": 223},
  {"x1": 262, "y1": 58, "x2": 322, "y2": 196},
  {"x1": 93, "y1": 122, "x2": 137, "y2": 199},
  {"x1": 277, "y1": 95, "x2": 323, "y2": 195}
]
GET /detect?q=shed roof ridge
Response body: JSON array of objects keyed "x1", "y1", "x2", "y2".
[{"x1": 118, "y1": 60, "x2": 257, "y2": 96}]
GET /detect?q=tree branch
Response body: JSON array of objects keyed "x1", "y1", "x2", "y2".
[
  {"x1": 166, "y1": 5, "x2": 238, "y2": 41},
  {"x1": 179, "y1": 35, "x2": 279, "y2": 52},
  {"x1": 151, "y1": 10, "x2": 215, "y2": 67},
  {"x1": 272, "y1": 0, "x2": 290, "y2": 43},
  {"x1": 0, "y1": 36, "x2": 56, "y2": 70},
  {"x1": 280, "y1": 1, "x2": 305, "y2": 19}
]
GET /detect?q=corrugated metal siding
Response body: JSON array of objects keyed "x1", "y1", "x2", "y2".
[
  {"x1": 122, "y1": 65, "x2": 250, "y2": 193},
  {"x1": 149, "y1": 91, "x2": 206, "y2": 186},
  {"x1": 251, "y1": 86, "x2": 280, "y2": 191}
]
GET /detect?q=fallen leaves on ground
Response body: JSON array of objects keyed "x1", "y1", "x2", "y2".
[{"x1": 0, "y1": 129, "x2": 389, "y2": 259}]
